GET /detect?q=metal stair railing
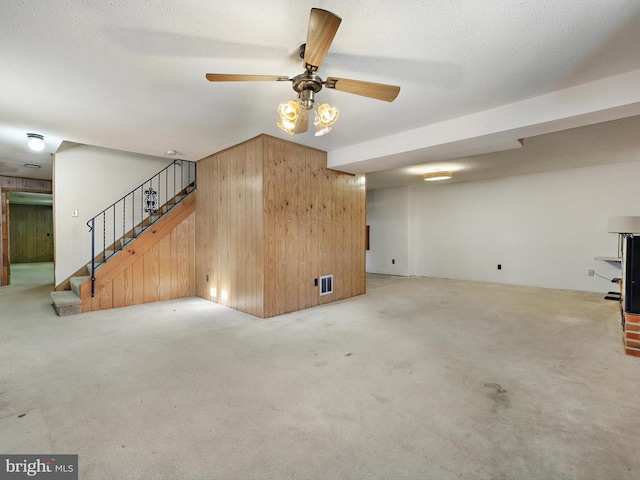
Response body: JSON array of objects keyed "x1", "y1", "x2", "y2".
[{"x1": 86, "y1": 159, "x2": 196, "y2": 297}]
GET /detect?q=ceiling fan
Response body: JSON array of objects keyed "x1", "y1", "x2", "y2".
[{"x1": 206, "y1": 8, "x2": 401, "y2": 136}]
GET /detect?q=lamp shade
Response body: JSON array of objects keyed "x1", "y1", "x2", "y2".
[
  {"x1": 278, "y1": 100, "x2": 299, "y2": 122},
  {"x1": 313, "y1": 112, "x2": 332, "y2": 136},
  {"x1": 607, "y1": 216, "x2": 640, "y2": 233},
  {"x1": 277, "y1": 118, "x2": 296, "y2": 135},
  {"x1": 316, "y1": 103, "x2": 339, "y2": 126}
]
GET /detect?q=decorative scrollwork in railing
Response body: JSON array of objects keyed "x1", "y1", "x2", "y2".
[{"x1": 144, "y1": 188, "x2": 158, "y2": 214}]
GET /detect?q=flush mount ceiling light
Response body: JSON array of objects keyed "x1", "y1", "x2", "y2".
[
  {"x1": 26, "y1": 133, "x2": 45, "y2": 152},
  {"x1": 423, "y1": 171, "x2": 453, "y2": 182}
]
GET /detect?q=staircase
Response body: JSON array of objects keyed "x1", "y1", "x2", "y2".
[{"x1": 51, "y1": 160, "x2": 196, "y2": 316}]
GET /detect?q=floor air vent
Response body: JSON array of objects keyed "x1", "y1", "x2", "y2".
[{"x1": 320, "y1": 275, "x2": 333, "y2": 296}]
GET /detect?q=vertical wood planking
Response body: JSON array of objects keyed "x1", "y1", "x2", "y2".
[
  {"x1": 192, "y1": 134, "x2": 364, "y2": 318},
  {"x1": 112, "y1": 270, "x2": 125, "y2": 308},
  {"x1": 236, "y1": 143, "x2": 246, "y2": 312},
  {"x1": 263, "y1": 137, "x2": 276, "y2": 317},
  {"x1": 8, "y1": 205, "x2": 53, "y2": 263},
  {"x1": 90, "y1": 285, "x2": 102, "y2": 311},
  {"x1": 194, "y1": 136, "x2": 265, "y2": 316},
  {"x1": 308, "y1": 150, "x2": 321, "y2": 308},
  {"x1": 1, "y1": 190, "x2": 8, "y2": 285},
  {"x1": 131, "y1": 256, "x2": 145, "y2": 305},
  {"x1": 194, "y1": 158, "x2": 208, "y2": 299},
  {"x1": 170, "y1": 227, "x2": 179, "y2": 299},
  {"x1": 142, "y1": 243, "x2": 159, "y2": 303},
  {"x1": 273, "y1": 138, "x2": 287, "y2": 316},
  {"x1": 218, "y1": 151, "x2": 234, "y2": 305},
  {"x1": 284, "y1": 142, "x2": 299, "y2": 313},
  {"x1": 89, "y1": 209, "x2": 195, "y2": 312},
  {"x1": 228, "y1": 147, "x2": 238, "y2": 310},
  {"x1": 100, "y1": 283, "x2": 113, "y2": 310},
  {"x1": 158, "y1": 234, "x2": 172, "y2": 301},
  {"x1": 122, "y1": 264, "x2": 134, "y2": 306},
  {"x1": 179, "y1": 213, "x2": 193, "y2": 298},
  {"x1": 319, "y1": 168, "x2": 333, "y2": 305},
  {"x1": 298, "y1": 149, "x2": 311, "y2": 309},
  {"x1": 187, "y1": 212, "x2": 196, "y2": 296}
]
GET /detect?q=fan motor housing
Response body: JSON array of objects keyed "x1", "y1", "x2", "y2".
[{"x1": 292, "y1": 72, "x2": 323, "y2": 94}]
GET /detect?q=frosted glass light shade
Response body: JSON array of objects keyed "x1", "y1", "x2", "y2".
[
  {"x1": 316, "y1": 103, "x2": 339, "y2": 126},
  {"x1": 27, "y1": 133, "x2": 45, "y2": 151},
  {"x1": 278, "y1": 100, "x2": 299, "y2": 122},
  {"x1": 277, "y1": 118, "x2": 296, "y2": 135}
]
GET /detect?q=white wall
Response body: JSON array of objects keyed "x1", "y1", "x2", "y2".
[
  {"x1": 368, "y1": 160, "x2": 640, "y2": 292},
  {"x1": 366, "y1": 187, "x2": 411, "y2": 276},
  {"x1": 53, "y1": 145, "x2": 173, "y2": 284}
]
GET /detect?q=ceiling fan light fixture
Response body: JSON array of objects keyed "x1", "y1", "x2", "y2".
[
  {"x1": 277, "y1": 119, "x2": 296, "y2": 135},
  {"x1": 317, "y1": 103, "x2": 339, "y2": 126},
  {"x1": 298, "y1": 89, "x2": 315, "y2": 110},
  {"x1": 314, "y1": 125, "x2": 332, "y2": 136},
  {"x1": 26, "y1": 133, "x2": 45, "y2": 152},
  {"x1": 206, "y1": 8, "x2": 401, "y2": 136},
  {"x1": 423, "y1": 171, "x2": 453, "y2": 182},
  {"x1": 314, "y1": 112, "x2": 332, "y2": 136},
  {"x1": 278, "y1": 100, "x2": 299, "y2": 122}
]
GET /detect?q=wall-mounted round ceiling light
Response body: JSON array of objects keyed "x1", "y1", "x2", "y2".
[
  {"x1": 27, "y1": 133, "x2": 45, "y2": 152},
  {"x1": 423, "y1": 171, "x2": 453, "y2": 181}
]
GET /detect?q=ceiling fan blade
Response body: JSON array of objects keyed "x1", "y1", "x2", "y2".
[
  {"x1": 303, "y1": 8, "x2": 341, "y2": 72},
  {"x1": 324, "y1": 77, "x2": 401, "y2": 102},
  {"x1": 206, "y1": 73, "x2": 290, "y2": 82},
  {"x1": 293, "y1": 108, "x2": 309, "y2": 134}
]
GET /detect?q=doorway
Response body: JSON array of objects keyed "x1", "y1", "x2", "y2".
[{"x1": 1, "y1": 190, "x2": 53, "y2": 286}]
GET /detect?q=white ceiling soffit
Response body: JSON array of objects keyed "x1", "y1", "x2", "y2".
[{"x1": 0, "y1": 1, "x2": 639, "y2": 186}]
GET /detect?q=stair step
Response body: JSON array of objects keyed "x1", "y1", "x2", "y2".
[
  {"x1": 120, "y1": 236, "x2": 134, "y2": 246},
  {"x1": 51, "y1": 291, "x2": 82, "y2": 316},
  {"x1": 86, "y1": 262, "x2": 105, "y2": 275},
  {"x1": 70, "y1": 276, "x2": 90, "y2": 296}
]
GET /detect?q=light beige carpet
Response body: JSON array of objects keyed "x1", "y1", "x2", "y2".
[{"x1": 0, "y1": 268, "x2": 636, "y2": 479}]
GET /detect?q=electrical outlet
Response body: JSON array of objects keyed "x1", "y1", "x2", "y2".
[
  {"x1": 588, "y1": 269, "x2": 594, "y2": 277},
  {"x1": 497, "y1": 264, "x2": 502, "y2": 270}
]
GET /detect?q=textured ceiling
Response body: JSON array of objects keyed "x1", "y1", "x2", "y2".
[{"x1": 1, "y1": 0, "x2": 640, "y2": 186}]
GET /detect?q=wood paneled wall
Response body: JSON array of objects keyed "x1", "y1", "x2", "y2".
[
  {"x1": 195, "y1": 136, "x2": 265, "y2": 317},
  {"x1": 81, "y1": 195, "x2": 195, "y2": 312},
  {"x1": 195, "y1": 134, "x2": 366, "y2": 318},
  {"x1": 9, "y1": 204, "x2": 54, "y2": 263}
]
